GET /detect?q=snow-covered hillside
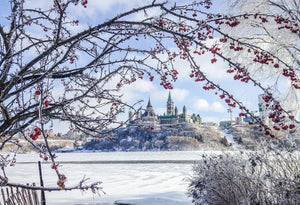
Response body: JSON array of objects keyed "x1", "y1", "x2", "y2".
[{"x1": 83, "y1": 124, "x2": 232, "y2": 151}]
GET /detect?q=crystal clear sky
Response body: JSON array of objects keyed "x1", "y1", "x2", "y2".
[{"x1": 0, "y1": 0, "x2": 264, "y2": 133}]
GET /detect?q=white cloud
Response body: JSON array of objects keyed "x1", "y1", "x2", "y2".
[
  {"x1": 152, "y1": 88, "x2": 189, "y2": 103},
  {"x1": 149, "y1": 46, "x2": 232, "y2": 84},
  {"x1": 130, "y1": 7, "x2": 162, "y2": 21},
  {"x1": 193, "y1": 99, "x2": 226, "y2": 113},
  {"x1": 201, "y1": 116, "x2": 224, "y2": 123},
  {"x1": 202, "y1": 117, "x2": 219, "y2": 123},
  {"x1": 25, "y1": 0, "x2": 52, "y2": 9},
  {"x1": 172, "y1": 89, "x2": 189, "y2": 102},
  {"x1": 155, "y1": 107, "x2": 166, "y2": 115},
  {"x1": 193, "y1": 99, "x2": 210, "y2": 111},
  {"x1": 121, "y1": 79, "x2": 156, "y2": 103},
  {"x1": 193, "y1": 55, "x2": 230, "y2": 81},
  {"x1": 211, "y1": 102, "x2": 226, "y2": 113},
  {"x1": 126, "y1": 79, "x2": 155, "y2": 93},
  {"x1": 152, "y1": 90, "x2": 167, "y2": 103},
  {"x1": 69, "y1": 0, "x2": 153, "y2": 18},
  {"x1": 90, "y1": 0, "x2": 142, "y2": 12}
]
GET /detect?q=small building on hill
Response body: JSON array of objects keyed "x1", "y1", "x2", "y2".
[{"x1": 141, "y1": 99, "x2": 158, "y2": 123}]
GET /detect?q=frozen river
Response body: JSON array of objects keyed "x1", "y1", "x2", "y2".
[{"x1": 5, "y1": 151, "x2": 220, "y2": 205}]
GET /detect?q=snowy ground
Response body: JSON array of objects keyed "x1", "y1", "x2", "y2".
[
  {"x1": 217, "y1": 127, "x2": 242, "y2": 149},
  {"x1": 5, "y1": 151, "x2": 225, "y2": 205}
]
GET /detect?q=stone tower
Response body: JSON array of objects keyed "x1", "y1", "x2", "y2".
[
  {"x1": 167, "y1": 91, "x2": 174, "y2": 115},
  {"x1": 183, "y1": 105, "x2": 187, "y2": 121},
  {"x1": 175, "y1": 106, "x2": 178, "y2": 116},
  {"x1": 129, "y1": 110, "x2": 133, "y2": 121}
]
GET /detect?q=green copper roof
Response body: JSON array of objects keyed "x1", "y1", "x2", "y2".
[
  {"x1": 158, "y1": 115, "x2": 177, "y2": 119},
  {"x1": 168, "y1": 91, "x2": 171, "y2": 102}
]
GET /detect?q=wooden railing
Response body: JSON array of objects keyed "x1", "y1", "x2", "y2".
[
  {"x1": 0, "y1": 184, "x2": 40, "y2": 205},
  {"x1": 0, "y1": 161, "x2": 46, "y2": 205}
]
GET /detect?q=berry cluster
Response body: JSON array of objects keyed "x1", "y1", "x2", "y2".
[
  {"x1": 73, "y1": 0, "x2": 88, "y2": 8},
  {"x1": 30, "y1": 127, "x2": 41, "y2": 140}
]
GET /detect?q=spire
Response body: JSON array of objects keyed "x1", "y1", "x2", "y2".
[
  {"x1": 147, "y1": 98, "x2": 152, "y2": 108},
  {"x1": 167, "y1": 91, "x2": 174, "y2": 115},
  {"x1": 168, "y1": 91, "x2": 172, "y2": 102}
]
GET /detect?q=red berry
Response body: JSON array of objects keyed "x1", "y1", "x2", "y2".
[
  {"x1": 32, "y1": 135, "x2": 38, "y2": 140},
  {"x1": 289, "y1": 124, "x2": 295, "y2": 129},
  {"x1": 34, "y1": 127, "x2": 40, "y2": 132},
  {"x1": 35, "y1": 90, "x2": 41, "y2": 95},
  {"x1": 211, "y1": 58, "x2": 217, "y2": 64},
  {"x1": 44, "y1": 156, "x2": 48, "y2": 161},
  {"x1": 44, "y1": 100, "x2": 50, "y2": 107}
]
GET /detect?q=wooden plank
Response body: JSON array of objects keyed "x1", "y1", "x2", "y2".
[
  {"x1": 11, "y1": 187, "x2": 20, "y2": 205},
  {"x1": 20, "y1": 189, "x2": 29, "y2": 205},
  {"x1": 5, "y1": 188, "x2": 9, "y2": 200},
  {"x1": 32, "y1": 183, "x2": 39, "y2": 205},
  {"x1": 1, "y1": 188, "x2": 6, "y2": 205},
  {"x1": 26, "y1": 184, "x2": 33, "y2": 205},
  {"x1": 7, "y1": 187, "x2": 15, "y2": 205},
  {"x1": 11, "y1": 194, "x2": 19, "y2": 205},
  {"x1": 15, "y1": 192, "x2": 23, "y2": 205},
  {"x1": 6, "y1": 198, "x2": 13, "y2": 205},
  {"x1": 0, "y1": 182, "x2": 44, "y2": 205},
  {"x1": 38, "y1": 161, "x2": 46, "y2": 205}
]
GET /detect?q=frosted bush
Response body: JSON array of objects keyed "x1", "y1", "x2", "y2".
[
  {"x1": 187, "y1": 144, "x2": 300, "y2": 204},
  {"x1": 154, "y1": 140, "x2": 165, "y2": 150},
  {"x1": 167, "y1": 136, "x2": 200, "y2": 150}
]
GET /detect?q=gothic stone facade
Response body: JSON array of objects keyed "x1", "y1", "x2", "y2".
[{"x1": 130, "y1": 92, "x2": 201, "y2": 125}]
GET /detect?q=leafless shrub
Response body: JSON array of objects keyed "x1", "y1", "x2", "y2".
[
  {"x1": 167, "y1": 136, "x2": 200, "y2": 150},
  {"x1": 154, "y1": 140, "x2": 165, "y2": 150},
  {"x1": 187, "y1": 143, "x2": 300, "y2": 204}
]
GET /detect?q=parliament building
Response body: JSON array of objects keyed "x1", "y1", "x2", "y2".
[{"x1": 129, "y1": 92, "x2": 201, "y2": 125}]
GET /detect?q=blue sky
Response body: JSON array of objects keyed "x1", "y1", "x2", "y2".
[
  {"x1": 1, "y1": 0, "x2": 265, "y2": 133},
  {"x1": 76, "y1": 0, "x2": 263, "y2": 123}
]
